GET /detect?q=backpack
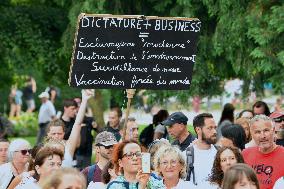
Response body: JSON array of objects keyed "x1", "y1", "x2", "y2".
[
  {"x1": 185, "y1": 144, "x2": 219, "y2": 185},
  {"x1": 139, "y1": 124, "x2": 154, "y2": 147},
  {"x1": 87, "y1": 164, "x2": 97, "y2": 185}
]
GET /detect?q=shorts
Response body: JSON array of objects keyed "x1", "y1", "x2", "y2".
[{"x1": 26, "y1": 99, "x2": 35, "y2": 109}]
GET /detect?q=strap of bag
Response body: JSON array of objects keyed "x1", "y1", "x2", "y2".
[
  {"x1": 186, "y1": 145, "x2": 197, "y2": 185},
  {"x1": 87, "y1": 164, "x2": 97, "y2": 185}
]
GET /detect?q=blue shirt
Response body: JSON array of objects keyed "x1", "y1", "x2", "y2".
[{"x1": 107, "y1": 175, "x2": 165, "y2": 189}]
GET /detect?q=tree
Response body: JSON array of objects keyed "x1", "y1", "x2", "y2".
[{"x1": 1, "y1": 0, "x2": 283, "y2": 114}]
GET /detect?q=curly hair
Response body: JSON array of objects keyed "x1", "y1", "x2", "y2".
[
  {"x1": 154, "y1": 145, "x2": 186, "y2": 179},
  {"x1": 208, "y1": 146, "x2": 244, "y2": 187}
]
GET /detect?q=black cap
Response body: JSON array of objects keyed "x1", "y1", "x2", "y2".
[{"x1": 161, "y1": 112, "x2": 188, "y2": 126}]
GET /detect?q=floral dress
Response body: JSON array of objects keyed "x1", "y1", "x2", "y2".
[{"x1": 107, "y1": 175, "x2": 165, "y2": 189}]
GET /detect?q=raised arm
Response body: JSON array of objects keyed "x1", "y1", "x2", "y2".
[
  {"x1": 31, "y1": 77, "x2": 36, "y2": 93},
  {"x1": 66, "y1": 89, "x2": 94, "y2": 157}
]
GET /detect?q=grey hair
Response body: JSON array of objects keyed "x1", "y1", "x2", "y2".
[
  {"x1": 250, "y1": 114, "x2": 274, "y2": 128},
  {"x1": 8, "y1": 138, "x2": 31, "y2": 161},
  {"x1": 154, "y1": 145, "x2": 186, "y2": 179}
]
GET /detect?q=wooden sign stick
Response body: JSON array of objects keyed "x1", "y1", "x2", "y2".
[{"x1": 122, "y1": 89, "x2": 136, "y2": 141}]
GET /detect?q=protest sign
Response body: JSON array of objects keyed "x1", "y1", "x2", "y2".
[{"x1": 69, "y1": 14, "x2": 201, "y2": 89}]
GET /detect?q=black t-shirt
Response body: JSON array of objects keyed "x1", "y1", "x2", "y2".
[
  {"x1": 276, "y1": 139, "x2": 284, "y2": 147},
  {"x1": 23, "y1": 85, "x2": 33, "y2": 100},
  {"x1": 76, "y1": 117, "x2": 94, "y2": 156},
  {"x1": 62, "y1": 116, "x2": 94, "y2": 156},
  {"x1": 172, "y1": 132, "x2": 196, "y2": 151},
  {"x1": 61, "y1": 118, "x2": 75, "y2": 140}
]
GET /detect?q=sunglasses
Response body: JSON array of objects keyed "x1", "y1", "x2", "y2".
[
  {"x1": 274, "y1": 117, "x2": 284, "y2": 123},
  {"x1": 15, "y1": 149, "x2": 32, "y2": 155},
  {"x1": 98, "y1": 144, "x2": 113, "y2": 149}
]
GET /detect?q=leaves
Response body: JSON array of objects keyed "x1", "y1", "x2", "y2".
[{"x1": 0, "y1": 0, "x2": 283, "y2": 106}]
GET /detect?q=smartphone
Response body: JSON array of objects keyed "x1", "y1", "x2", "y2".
[{"x1": 141, "y1": 152, "x2": 151, "y2": 173}]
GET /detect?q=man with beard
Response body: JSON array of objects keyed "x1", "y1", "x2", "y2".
[
  {"x1": 162, "y1": 112, "x2": 195, "y2": 151},
  {"x1": 81, "y1": 131, "x2": 117, "y2": 185},
  {"x1": 242, "y1": 115, "x2": 284, "y2": 189},
  {"x1": 185, "y1": 113, "x2": 218, "y2": 186}
]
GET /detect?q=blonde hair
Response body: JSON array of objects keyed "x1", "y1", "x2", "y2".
[
  {"x1": 40, "y1": 167, "x2": 86, "y2": 189},
  {"x1": 235, "y1": 117, "x2": 250, "y2": 126},
  {"x1": 235, "y1": 117, "x2": 251, "y2": 142},
  {"x1": 46, "y1": 119, "x2": 65, "y2": 133},
  {"x1": 44, "y1": 139, "x2": 65, "y2": 154},
  {"x1": 154, "y1": 145, "x2": 186, "y2": 179},
  {"x1": 148, "y1": 139, "x2": 171, "y2": 170}
]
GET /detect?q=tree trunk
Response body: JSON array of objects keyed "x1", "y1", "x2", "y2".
[{"x1": 89, "y1": 89, "x2": 105, "y2": 131}]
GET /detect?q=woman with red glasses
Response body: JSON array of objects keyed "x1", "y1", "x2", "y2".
[
  {"x1": 107, "y1": 140, "x2": 165, "y2": 189},
  {"x1": 0, "y1": 138, "x2": 31, "y2": 189}
]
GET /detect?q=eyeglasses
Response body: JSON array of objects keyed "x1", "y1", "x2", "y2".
[
  {"x1": 274, "y1": 117, "x2": 284, "y2": 123},
  {"x1": 15, "y1": 149, "x2": 31, "y2": 155},
  {"x1": 122, "y1": 151, "x2": 142, "y2": 159},
  {"x1": 160, "y1": 160, "x2": 179, "y2": 167}
]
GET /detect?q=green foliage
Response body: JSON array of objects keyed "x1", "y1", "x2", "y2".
[
  {"x1": 10, "y1": 112, "x2": 38, "y2": 137},
  {"x1": 0, "y1": 0, "x2": 283, "y2": 109}
]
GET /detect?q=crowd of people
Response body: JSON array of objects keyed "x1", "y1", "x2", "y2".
[
  {"x1": 0, "y1": 88, "x2": 284, "y2": 189},
  {"x1": 8, "y1": 76, "x2": 59, "y2": 118}
]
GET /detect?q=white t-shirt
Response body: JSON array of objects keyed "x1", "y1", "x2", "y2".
[
  {"x1": 245, "y1": 139, "x2": 257, "y2": 148},
  {"x1": 87, "y1": 181, "x2": 106, "y2": 189},
  {"x1": 62, "y1": 146, "x2": 74, "y2": 167},
  {"x1": 274, "y1": 177, "x2": 284, "y2": 189},
  {"x1": 172, "y1": 179, "x2": 196, "y2": 189},
  {"x1": 0, "y1": 162, "x2": 14, "y2": 189},
  {"x1": 38, "y1": 100, "x2": 56, "y2": 123},
  {"x1": 189, "y1": 144, "x2": 217, "y2": 186}
]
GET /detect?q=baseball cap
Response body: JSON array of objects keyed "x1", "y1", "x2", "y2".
[
  {"x1": 95, "y1": 131, "x2": 117, "y2": 146},
  {"x1": 38, "y1": 91, "x2": 50, "y2": 99},
  {"x1": 161, "y1": 112, "x2": 188, "y2": 126},
  {"x1": 270, "y1": 111, "x2": 284, "y2": 119}
]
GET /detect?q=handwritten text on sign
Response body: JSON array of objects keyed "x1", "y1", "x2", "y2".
[{"x1": 69, "y1": 14, "x2": 201, "y2": 89}]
